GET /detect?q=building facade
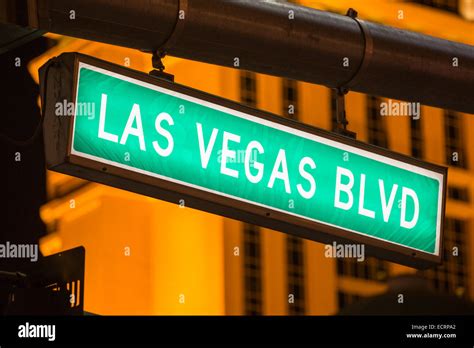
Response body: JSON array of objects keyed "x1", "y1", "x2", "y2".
[{"x1": 34, "y1": 0, "x2": 474, "y2": 314}]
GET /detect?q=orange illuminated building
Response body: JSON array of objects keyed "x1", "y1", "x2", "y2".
[{"x1": 31, "y1": 0, "x2": 474, "y2": 315}]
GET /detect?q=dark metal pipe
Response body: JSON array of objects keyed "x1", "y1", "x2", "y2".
[{"x1": 24, "y1": 0, "x2": 474, "y2": 113}]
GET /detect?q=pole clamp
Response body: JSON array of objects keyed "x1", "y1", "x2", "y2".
[
  {"x1": 148, "y1": 0, "x2": 188, "y2": 82},
  {"x1": 332, "y1": 7, "x2": 373, "y2": 139},
  {"x1": 343, "y1": 8, "x2": 374, "y2": 90}
]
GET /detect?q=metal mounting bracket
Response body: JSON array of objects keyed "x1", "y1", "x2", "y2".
[
  {"x1": 149, "y1": 51, "x2": 175, "y2": 82},
  {"x1": 331, "y1": 7, "x2": 373, "y2": 140},
  {"x1": 333, "y1": 87, "x2": 357, "y2": 139}
]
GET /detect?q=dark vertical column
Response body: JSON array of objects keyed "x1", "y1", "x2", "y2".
[{"x1": 0, "y1": 35, "x2": 50, "y2": 271}]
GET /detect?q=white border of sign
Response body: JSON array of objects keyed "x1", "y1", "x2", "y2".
[{"x1": 71, "y1": 62, "x2": 444, "y2": 257}]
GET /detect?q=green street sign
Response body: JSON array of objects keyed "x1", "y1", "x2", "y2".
[{"x1": 41, "y1": 53, "x2": 447, "y2": 268}]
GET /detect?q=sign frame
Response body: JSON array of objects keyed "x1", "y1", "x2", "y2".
[{"x1": 40, "y1": 52, "x2": 447, "y2": 269}]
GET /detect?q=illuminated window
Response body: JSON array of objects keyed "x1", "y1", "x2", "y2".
[
  {"x1": 242, "y1": 223, "x2": 263, "y2": 315},
  {"x1": 367, "y1": 96, "x2": 389, "y2": 148},
  {"x1": 240, "y1": 71, "x2": 257, "y2": 107},
  {"x1": 282, "y1": 78, "x2": 306, "y2": 314},
  {"x1": 337, "y1": 257, "x2": 389, "y2": 282},
  {"x1": 411, "y1": 0, "x2": 459, "y2": 13},
  {"x1": 419, "y1": 218, "x2": 469, "y2": 299},
  {"x1": 410, "y1": 116, "x2": 424, "y2": 159},
  {"x1": 240, "y1": 72, "x2": 263, "y2": 315},
  {"x1": 287, "y1": 236, "x2": 306, "y2": 315},
  {"x1": 444, "y1": 110, "x2": 467, "y2": 168},
  {"x1": 330, "y1": 89, "x2": 339, "y2": 131},
  {"x1": 337, "y1": 257, "x2": 384, "y2": 311},
  {"x1": 448, "y1": 186, "x2": 470, "y2": 202},
  {"x1": 282, "y1": 79, "x2": 298, "y2": 120}
]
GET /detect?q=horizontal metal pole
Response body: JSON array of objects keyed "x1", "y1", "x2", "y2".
[{"x1": 22, "y1": 0, "x2": 474, "y2": 113}]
